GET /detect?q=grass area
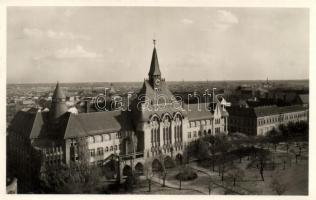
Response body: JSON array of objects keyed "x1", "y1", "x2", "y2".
[
  {"x1": 97, "y1": 142, "x2": 308, "y2": 195},
  {"x1": 132, "y1": 180, "x2": 201, "y2": 194},
  {"x1": 130, "y1": 143, "x2": 308, "y2": 195},
  {"x1": 196, "y1": 145, "x2": 308, "y2": 195}
]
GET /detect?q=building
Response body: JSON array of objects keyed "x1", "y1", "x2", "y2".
[
  {"x1": 7, "y1": 42, "x2": 228, "y2": 187},
  {"x1": 227, "y1": 105, "x2": 308, "y2": 136}
]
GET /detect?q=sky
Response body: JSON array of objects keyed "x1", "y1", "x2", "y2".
[{"x1": 7, "y1": 7, "x2": 309, "y2": 83}]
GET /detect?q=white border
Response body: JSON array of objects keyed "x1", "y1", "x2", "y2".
[{"x1": 0, "y1": 1, "x2": 315, "y2": 200}]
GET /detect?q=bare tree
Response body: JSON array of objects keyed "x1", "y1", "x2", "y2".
[
  {"x1": 157, "y1": 153, "x2": 168, "y2": 187},
  {"x1": 144, "y1": 160, "x2": 154, "y2": 192},
  {"x1": 227, "y1": 166, "x2": 244, "y2": 187}
]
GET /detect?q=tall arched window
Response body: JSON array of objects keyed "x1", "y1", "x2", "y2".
[
  {"x1": 174, "y1": 113, "x2": 183, "y2": 143},
  {"x1": 151, "y1": 116, "x2": 160, "y2": 147},
  {"x1": 162, "y1": 115, "x2": 171, "y2": 145}
]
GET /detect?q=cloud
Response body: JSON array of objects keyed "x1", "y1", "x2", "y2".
[
  {"x1": 181, "y1": 18, "x2": 194, "y2": 24},
  {"x1": 64, "y1": 8, "x2": 75, "y2": 17},
  {"x1": 23, "y1": 28, "x2": 91, "y2": 40},
  {"x1": 54, "y1": 45, "x2": 102, "y2": 59},
  {"x1": 213, "y1": 10, "x2": 239, "y2": 32},
  {"x1": 201, "y1": 10, "x2": 239, "y2": 33},
  {"x1": 216, "y1": 10, "x2": 239, "y2": 24}
]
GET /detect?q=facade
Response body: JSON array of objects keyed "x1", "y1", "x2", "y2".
[
  {"x1": 227, "y1": 105, "x2": 308, "y2": 136},
  {"x1": 7, "y1": 43, "x2": 228, "y2": 185}
]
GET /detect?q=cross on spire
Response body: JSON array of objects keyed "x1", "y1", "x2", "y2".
[{"x1": 153, "y1": 39, "x2": 156, "y2": 47}]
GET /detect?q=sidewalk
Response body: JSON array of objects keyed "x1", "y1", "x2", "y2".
[
  {"x1": 188, "y1": 163, "x2": 249, "y2": 195},
  {"x1": 151, "y1": 175, "x2": 208, "y2": 194}
]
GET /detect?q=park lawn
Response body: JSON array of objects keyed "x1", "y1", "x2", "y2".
[
  {"x1": 222, "y1": 152, "x2": 308, "y2": 195},
  {"x1": 132, "y1": 180, "x2": 201, "y2": 194},
  {"x1": 193, "y1": 148, "x2": 308, "y2": 195}
]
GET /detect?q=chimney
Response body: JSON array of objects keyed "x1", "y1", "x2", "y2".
[{"x1": 85, "y1": 100, "x2": 90, "y2": 113}]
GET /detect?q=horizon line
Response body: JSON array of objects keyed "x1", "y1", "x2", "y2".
[{"x1": 6, "y1": 78, "x2": 309, "y2": 85}]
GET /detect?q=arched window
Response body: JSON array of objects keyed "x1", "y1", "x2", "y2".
[
  {"x1": 162, "y1": 115, "x2": 171, "y2": 145},
  {"x1": 151, "y1": 116, "x2": 160, "y2": 147}
]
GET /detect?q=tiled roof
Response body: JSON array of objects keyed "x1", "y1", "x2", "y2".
[
  {"x1": 64, "y1": 110, "x2": 133, "y2": 139},
  {"x1": 133, "y1": 80, "x2": 186, "y2": 122},
  {"x1": 8, "y1": 110, "x2": 38, "y2": 139},
  {"x1": 184, "y1": 103, "x2": 213, "y2": 121},
  {"x1": 253, "y1": 105, "x2": 280, "y2": 117},
  {"x1": 298, "y1": 94, "x2": 309, "y2": 104},
  {"x1": 227, "y1": 105, "x2": 307, "y2": 118},
  {"x1": 226, "y1": 106, "x2": 257, "y2": 117}
]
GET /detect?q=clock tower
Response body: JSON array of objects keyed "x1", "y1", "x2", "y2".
[{"x1": 148, "y1": 39, "x2": 162, "y2": 89}]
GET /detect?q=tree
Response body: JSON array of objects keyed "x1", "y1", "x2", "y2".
[
  {"x1": 157, "y1": 153, "x2": 168, "y2": 187},
  {"x1": 227, "y1": 166, "x2": 244, "y2": 187},
  {"x1": 144, "y1": 160, "x2": 154, "y2": 192},
  {"x1": 278, "y1": 124, "x2": 289, "y2": 140},
  {"x1": 267, "y1": 128, "x2": 282, "y2": 152},
  {"x1": 215, "y1": 134, "x2": 231, "y2": 182},
  {"x1": 40, "y1": 137, "x2": 104, "y2": 193},
  {"x1": 290, "y1": 148, "x2": 300, "y2": 164},
  {"x1": 208, "y1": 135, "x2": 217, "y2": 171},
  {"x1": 255, "y1": 150, "x2": 270, "y2": 181},
  {"x1": 197, "y1": 138, "x2": 210, "y2": 161}
]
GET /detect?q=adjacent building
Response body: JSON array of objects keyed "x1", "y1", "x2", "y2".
[{"x1": 227, "y1": 105, "x2": 308, "y2": 136}]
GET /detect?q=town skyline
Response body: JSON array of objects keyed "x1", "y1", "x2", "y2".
[{"x1": 7, "y1": 7, "x2": 308, "y2": 83}]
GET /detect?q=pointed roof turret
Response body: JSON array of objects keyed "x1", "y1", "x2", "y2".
[
  {"x1": 148, "y1": 40, "x2": 161, "y2": 76},
  {"x1": 50, "y1": 82, "x2": 68, "y2": 120},
  {"x1": 52, "y1": 82, "x2": 66, "y2": 99}
]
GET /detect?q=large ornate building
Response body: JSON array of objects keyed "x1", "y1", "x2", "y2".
[{"x1": 7, "y1": 43, "x2": 228, "y2": 187}]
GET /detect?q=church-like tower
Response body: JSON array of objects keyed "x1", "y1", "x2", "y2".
[
  {"x1": 50, "y1": 82, "x2": 68, "y2": 120},
  {"x1": 148, "y1": 40, "x2": 162, "y2": 90}
]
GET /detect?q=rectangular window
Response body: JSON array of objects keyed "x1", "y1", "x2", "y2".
[
  {"x1": 97, "y1": 147, "x2": 103, "y2": 156},
  {"x1": 89, "y1": 149, "x2": 95, "y2": 157}
]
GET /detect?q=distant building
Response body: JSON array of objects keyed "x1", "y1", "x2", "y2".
[{"x1": 227, "y1": 105, "x2": 308, "y2": 136}]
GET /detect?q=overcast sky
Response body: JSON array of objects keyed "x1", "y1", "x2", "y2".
[{"x1": 7, "y1": 7, "x2": 309, "y2": 83}]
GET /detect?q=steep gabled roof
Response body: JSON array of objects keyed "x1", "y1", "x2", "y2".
[
  {"x1": 8, "y1": 110, "x2": 38, "y2": 139},
  {"x1": 298, "y1": 94, "x2": 309, "y2": 105},
  {"x1": 184, "y1": 103, "x2": 213, "y2": 121},
  {"x1": 148, "y1": 47, "x2": 161, "y2": 76},
  {"x1": 64, "y1": 110, "x2": 133, "y2": 139},
  {"x1": 132, "y1": 80, "x2": 186, "y2": 123},
  {"x1": 138, "y1": 80, "x2": 177, "y2": 104}
]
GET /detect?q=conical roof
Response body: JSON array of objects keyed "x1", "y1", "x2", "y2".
[
  {"x1": 50, "y1": 82, "x2": 68, "y2": 120},
  {"x1": 52, "y1": 82, "x2": 66, "y2": 99},
  {"x1": 148, "y1": 47, "x2": 161, "y2": 76}
]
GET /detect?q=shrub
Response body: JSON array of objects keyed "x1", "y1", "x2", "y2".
[{"x1": 175, "y1": 167, "x2": 198, "y2": 181}]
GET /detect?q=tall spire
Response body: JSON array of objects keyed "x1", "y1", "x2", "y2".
[
  {"x1": 50, "y1": 82, "x2": 68, "y2": 120},
  {"x1": 148, "y1": 39, "x2": 161, "y2": 77}
]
